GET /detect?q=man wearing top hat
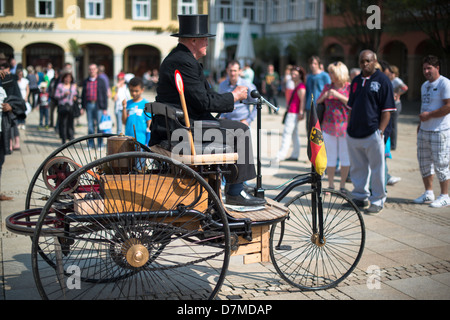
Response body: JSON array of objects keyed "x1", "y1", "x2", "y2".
[{"x1": 150, "y1": 14, "x2": 265, "y2": 207}]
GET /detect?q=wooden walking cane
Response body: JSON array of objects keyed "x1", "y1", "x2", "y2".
[{"x1": 174, "y1": 70, "x2": 196, "y2": 156}]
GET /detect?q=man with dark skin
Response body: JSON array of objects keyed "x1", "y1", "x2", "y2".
[
  {"x1": 359, "y1": 51, "x2": 392, "y2": 133},
  {"x1": 346, "y1": 49, "x2": 395, "y2": 214}
]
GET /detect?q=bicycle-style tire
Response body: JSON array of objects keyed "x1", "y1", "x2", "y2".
[
  {"x1": 31, "y1": 152, "x2": 231, "y2": 300},
  {"x1": 270, "y1": 188, "x2": 365, "y2": 290}
]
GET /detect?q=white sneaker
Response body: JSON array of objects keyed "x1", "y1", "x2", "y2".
[
  {"x1": 387, "y1": 176, "x2": 401, "y2": 185},
  {"x1": 430, "y1": 195, "x2": 450, "y2": 208},
  {"x1": 413, "y1": 191, "x2": 435, "y2": 204}
]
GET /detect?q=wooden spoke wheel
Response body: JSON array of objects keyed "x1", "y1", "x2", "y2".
[{"x1": 32, "y1": 152, "x2": 231, "y2": 300}]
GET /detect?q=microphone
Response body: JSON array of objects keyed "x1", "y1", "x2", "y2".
[
  {"x1": 250, "y1": 90, "x2": 261, "y2": 99},
  {"x1": 250, "y1": 90, "x2": 279, "y2": 113}
]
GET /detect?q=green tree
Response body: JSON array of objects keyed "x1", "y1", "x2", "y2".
[
  {"x1": 386, "y1": 0, "x2": 449, "y2": 73},
  {"x1": 254, "y1": 36, "x2": 281, "y2": 64},
  {"x1": 324, "y1": 0, "x2": 384, "y2": 53},
  {"x1": 288, "y1": 30, "x2": 324, "y2": 65},
  {"x1": 68, "y1": 38, "x2": 83, "y2": 58}
]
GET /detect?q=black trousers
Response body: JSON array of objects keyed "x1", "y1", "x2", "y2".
[
  {"x1": 153, "y1": 116, "x2": 257, "y2": 184},
  {"x1": 58, "y1": 109, "x2": 74, "y2": 143},
  {"x1": 0, "y1": 132, "x2": 5, "y2": 177},
  {"x1": 214, "y1": 119, "x2": 256, "y2": 184}
]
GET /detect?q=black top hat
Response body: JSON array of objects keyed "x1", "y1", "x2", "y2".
[{"x1": 171, "y1": 14, "x2": 215, "y2": 38}]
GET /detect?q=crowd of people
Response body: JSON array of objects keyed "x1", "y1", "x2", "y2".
[
  {"x1": 0, "y1": 12, "x2": 449, "y2": 210},
  {"x1": 0, "y1": 52, "x2": 155, "y2": 201},
  {"x1": 219, "y1": 51, "x2": 448, "y2": 211}
]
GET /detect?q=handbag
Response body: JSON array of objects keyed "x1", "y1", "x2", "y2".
[
  {"x1": 72, "y1": 98, "x2": 81, "y2": 117},
  {"x1": 58, "y1": 102, "x2": 72, "y2": 113},
  {"x1": 99, "y1": 113, "x2": 113, "y2": 133},
  {"x1": 58, "y1": 85, "x2": 75, "y2": 114}
]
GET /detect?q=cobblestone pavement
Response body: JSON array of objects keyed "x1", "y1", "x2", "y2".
[
  {"x1": 216, "y1": 260, "x2": 450, "y2": 300},
  {"x1": 1, "y1": 91, "x2": 449, "y2": 300}
]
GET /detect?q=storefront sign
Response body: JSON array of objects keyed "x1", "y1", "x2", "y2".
[
  {"x1": 132, "y1": 26, "x2": 163, "y2": 32},
  {"x1": 0, "y1": 21, "x2": 55, "y2": 31}
]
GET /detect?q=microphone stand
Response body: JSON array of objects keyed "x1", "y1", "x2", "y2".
[
  {"x1": 249, "y1": 90, "x2": 279, "y2": 199},
  {"x1": 255, "y1": 98, "x2": 264, "y2": 199}
]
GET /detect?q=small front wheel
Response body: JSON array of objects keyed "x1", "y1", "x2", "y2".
[{"x1": 270, "y1": 189, "x2": 365, "y2": 290}]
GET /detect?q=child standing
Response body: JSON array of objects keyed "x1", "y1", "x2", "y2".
[
  {"x1": 122, "y1": 77, "x2": 151, "y2": 145},
  {"x1": 38, "y1": 82, "x2": 50, "y2": 129},
  {"x1": 112, "y1": 72, "x2": 130, "y2": 134}
]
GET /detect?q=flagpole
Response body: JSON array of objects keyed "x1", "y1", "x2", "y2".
[
  {"x1": 308, "y1": 93, "x2": 325, "y2": 245},
  {"x1": 255, "y1": 94, "x2": 264, "y2": 198}
]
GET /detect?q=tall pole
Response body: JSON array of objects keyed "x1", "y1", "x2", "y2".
[{"x1": 255, "y1": 98, "x2": 264, "y2": 198}]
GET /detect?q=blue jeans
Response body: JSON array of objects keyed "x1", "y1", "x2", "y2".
[
  {"x1": 86, "y1": 102, "x2": 104, "y2": 148},
  {"x1": 39, "y1": 106, "x2": 49, "y2": 126}
]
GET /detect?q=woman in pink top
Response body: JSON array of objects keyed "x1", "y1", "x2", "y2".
[
  {"x1": 317, "y1": 61, "x2": 351, "y2": 192},
  {"x1": 55, "y1": 72, "x2": 78, "y2": 144},
  {"x1": 274, "y1": 66, "x2": 306, "y2": 162}
]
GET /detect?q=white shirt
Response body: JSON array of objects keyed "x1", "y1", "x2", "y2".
[
  {"x1": 47, "y1": 68, "x2": 55, "y2": 81},
  {"x1": 284, "y1": 74, "x2": 295, "y2": 90},
  {"x1": 17, "y1": 78, "x2": 29, "y2": 100},
  {"x1": 114, "y1": 85, "x2": 130, "y2": 113},
  {"x1": 420, "y1": 75, "x2": 450, "y2": 131}
]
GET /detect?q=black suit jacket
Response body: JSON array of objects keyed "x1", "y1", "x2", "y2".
[{"x1": 150, "y1": 43, "x2": 234, "y2": 146}]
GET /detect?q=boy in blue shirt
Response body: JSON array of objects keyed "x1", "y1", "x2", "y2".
[{"x1": 122, "y1": 77, "x2": 151, "y2": 145}]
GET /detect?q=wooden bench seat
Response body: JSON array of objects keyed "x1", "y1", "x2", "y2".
[{"x1": 150, "y1": 145, "x2": 239, "y2": 165}]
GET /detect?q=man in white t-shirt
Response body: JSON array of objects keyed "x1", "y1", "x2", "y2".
[{"x1": 414, "y1": 55, "x2": 450, "y2": 208}]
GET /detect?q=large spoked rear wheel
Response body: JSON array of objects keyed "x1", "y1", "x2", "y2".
[
  {"x1": 31, "y1": 152, "x2": 231, "y2": 300},
  {"x1": 270, "y1": 189, "x2": 365, "y2": 290}
]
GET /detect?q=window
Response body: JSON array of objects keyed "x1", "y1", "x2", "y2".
[
  {"x1": 133, "y1": 0, "x2": 151, "y2": 20},
  {"x1": 242, "y1": 0, "x2": 256, "y2": 22},
  {"x1": 287, "y1": 0, "x2": 301, "y2": 21},
  {"x1": 36, "y1": 0, "x2": 54, "y2": 17},
  {"x1": 0, "y1": 0, "x2": 4, "y2": 16},
  {"x1": 271, "y1": 0, "x2": 283, "y2": 22},
  {"x1": 217, "y1": 0, "x2": 233, "y2": 22},
  {"x1": 86, "y1": 0, "x2": 104, "y2": 19},
  {"x1": 179, "y1": 0, "x2": 197, "y2": 15},
  {"x1": 306, "y1": 0, "x2": 317, "y2": 18}
]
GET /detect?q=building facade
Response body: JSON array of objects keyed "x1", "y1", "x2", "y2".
[
  {"x1": 1, "y1": 0, "x2": 323, "y2": 83},
  {"x1": 3, "y1": 0, "x2": 441, "y2": 100},
  {"x1": 321, "y1": 3, "x2": 448, "y2": 101},
  {"x1": 0, "y1": 0, "x2": 208, "y2": 82},
  {"x1": 208, "y1": 0, "x2": 323, "y2": 75}
]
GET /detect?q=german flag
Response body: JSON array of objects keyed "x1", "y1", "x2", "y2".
[{"x1": 307, "y1": 95, "x2": 327, "y2": 175}]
